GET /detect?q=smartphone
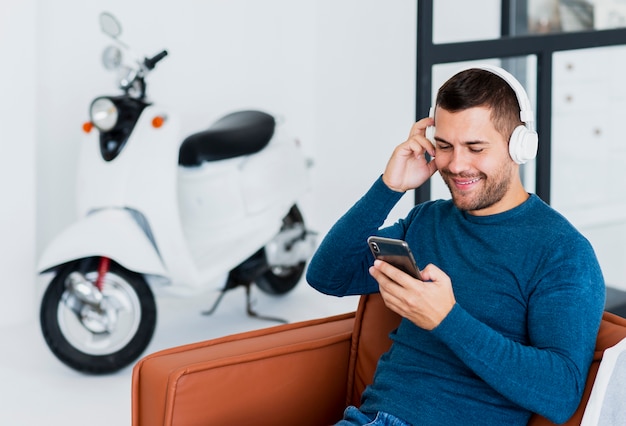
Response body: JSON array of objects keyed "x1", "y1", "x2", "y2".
[{"x1": 367, "y1": 236, "x2": 422, "y2": 280}]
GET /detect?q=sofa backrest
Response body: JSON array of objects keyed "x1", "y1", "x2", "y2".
[{"x1": 346, "y1": 293, "x2": 626, "y2": 425}]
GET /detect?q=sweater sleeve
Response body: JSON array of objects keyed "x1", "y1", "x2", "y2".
[
  {"x1": 431, "y1": 238, "x2": 605, "y2": 424},
  {"x1": 306, "y1": 176, "x2": 405, "y2": 296}
]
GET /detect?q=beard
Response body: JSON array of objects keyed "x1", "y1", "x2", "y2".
[{"x1": 439, "y1": 161, "x2": 513, "y2": 212}]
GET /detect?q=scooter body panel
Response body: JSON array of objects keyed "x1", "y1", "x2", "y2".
[
  {"x1": 75, "y1": 108, "x2": 202, "y2": 287},
  {"x1": 177, "y1": 126, "x2": 311, "y2": 281},
  {"x1": 70, "y1": 106, "x2": 310, "y2": 291},
  {"x1": 239, "y1": 129, "x2": 310, "y2": 214},
  {"x1": 37, "y1": 209, "x2": 166, "y2": 276}
]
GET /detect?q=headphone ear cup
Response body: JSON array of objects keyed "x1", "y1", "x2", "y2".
[
  {"x1": 425, "y1": 125, "x2": 436, "y2": 145},
  {"x1": 509, "y1": 125, "x2": 538, "y2": 164},
  {"x1": 425, "y1": 107, "x2": 436, "y2": 145}
]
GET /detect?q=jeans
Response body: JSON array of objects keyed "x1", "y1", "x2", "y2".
[{"x1": 335, "y1": 406, "x2": 412, "y2": 426}]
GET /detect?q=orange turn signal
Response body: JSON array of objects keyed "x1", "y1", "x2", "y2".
[
  {"x1": 82, "y1": 122, "x2": 94, "y2": 133},
  {"x1": 152, "y1": 116, "x2": 166, "y2": 128}
]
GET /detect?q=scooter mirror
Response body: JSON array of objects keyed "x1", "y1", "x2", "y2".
[
  {"x1": 102, "y1": 45, "x2": 122, "y2": 70},
  {"x1": 100, "y1": 12, "x2": 122, "y2": 39}
]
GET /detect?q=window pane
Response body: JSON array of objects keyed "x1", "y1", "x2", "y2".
[
  {"x1": 551, "y1": 45, "x2": 626, "y2": 291},
  {"x1": 433, "y1": 0, "x2": 626, "y2": 43},
  {"x1": 519, "y1": 0, "x2": 626, "y2": 35},
  {"x1": 432, "y1": 0, "x2": 502, "y2": 44}
]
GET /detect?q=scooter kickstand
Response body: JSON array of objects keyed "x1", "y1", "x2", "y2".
[
  {"x1": 202, "y1": 276, "x2": 287, "y2": 324},
  {"x1": 244, "y1": 284, "x2": 287, "y2": 324},
  {"x1": 201, "y1": 289, "x2": 228, "y2": 316},
  {"x1": 202, "y1": 270, "x2": 243, "y2": 316}
]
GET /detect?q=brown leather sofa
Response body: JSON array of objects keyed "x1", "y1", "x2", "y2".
[{"x1": 132, "y1": 293, "x2": 626, "y2": 425}]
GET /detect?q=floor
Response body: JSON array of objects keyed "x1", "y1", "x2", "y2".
[{"x1": 0, "y1": 279, "x2": 359, "y2": 426}]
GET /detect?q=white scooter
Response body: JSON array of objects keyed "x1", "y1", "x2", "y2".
[{"x1": 37, "y1": 12, "x2": 315, "y2": 374}]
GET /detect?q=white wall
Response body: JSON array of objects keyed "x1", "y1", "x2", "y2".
[{"x1": 0, "y1": 0, "x2": 37, "y2": 326}]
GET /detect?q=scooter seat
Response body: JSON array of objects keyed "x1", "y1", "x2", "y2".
[{"x1": 178, "y1": 110, "x2": 275, "y2": 166}]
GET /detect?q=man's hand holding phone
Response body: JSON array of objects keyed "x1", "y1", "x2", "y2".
[
  {"x1": 368, "y1": 236, "x2": 456, "y2": 330},
  {"x1": 368, "y1": 236, "x2": 422, "y2": 280}
]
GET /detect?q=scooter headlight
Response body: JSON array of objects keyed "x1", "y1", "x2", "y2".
[{"x1": 90, "y1": 97, "x2": 119, "y2": 132}]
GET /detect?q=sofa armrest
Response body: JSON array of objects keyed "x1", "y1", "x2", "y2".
[{"x1": 132, "y1": 312, "x2": 356, "y2": 426}]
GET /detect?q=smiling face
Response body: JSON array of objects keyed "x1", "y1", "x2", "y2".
[{"x1": 433, "y1": 106, "x2": 528, "y2": 216}]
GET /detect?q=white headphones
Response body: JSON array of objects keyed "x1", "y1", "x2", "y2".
[{"x1": 425, "y1": 64, "x2": 538, "y2": 165}]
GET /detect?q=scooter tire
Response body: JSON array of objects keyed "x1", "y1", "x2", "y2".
[
  {"x1": 255, "y1": 261, "x2": 306, "y2": 295},
  {"x1": 255, "y1": 205, "x2": 307, "y2": 295},
  {"x1": 40, "y1": 257, "x2": 156, "y2": 374}
]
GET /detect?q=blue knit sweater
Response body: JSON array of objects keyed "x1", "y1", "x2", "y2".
[{"x1": 306, "y1": 177, "x2": 605, "y2": 425}]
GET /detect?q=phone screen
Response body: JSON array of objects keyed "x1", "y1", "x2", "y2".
[{"x1": 367, "y1": 236, "x2": 422, "y2": 279}]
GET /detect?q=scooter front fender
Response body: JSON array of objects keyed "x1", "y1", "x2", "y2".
[{"x1": 38, "y1": 209, "x2": 167, "y2": 277}]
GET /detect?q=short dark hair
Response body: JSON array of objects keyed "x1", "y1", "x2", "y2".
[{"x1": 435, "y1": 68, "x2": 523, "y2": 140}]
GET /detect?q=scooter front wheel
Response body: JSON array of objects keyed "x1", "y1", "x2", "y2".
[{"x1": 40, "y1": 257, "x2": 156, "y2": 374}]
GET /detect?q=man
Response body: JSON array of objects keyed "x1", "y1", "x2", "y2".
[{"x1": 306, "y1": 65, "x2": 605, "y2": 425}]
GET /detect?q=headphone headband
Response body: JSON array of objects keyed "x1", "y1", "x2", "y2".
[{"x1": 474, "y1": 64, "x2": 535, "y2": 131}]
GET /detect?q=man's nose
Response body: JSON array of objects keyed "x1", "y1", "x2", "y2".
[{"x1": 447, "y1": 149, "x2": 470, "y2": 174}]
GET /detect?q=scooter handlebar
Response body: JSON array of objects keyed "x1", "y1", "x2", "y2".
[{"x1": 144, "y1": 50, "x2": 168, "y2": 70}]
